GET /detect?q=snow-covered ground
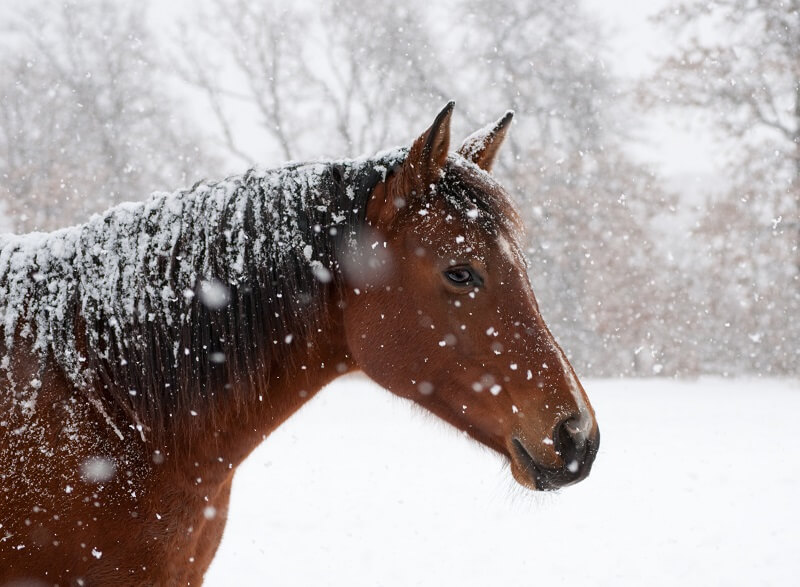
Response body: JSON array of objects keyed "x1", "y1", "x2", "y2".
[{"x1": 207, "y1": 375, "x2": 799, "y2": 586}]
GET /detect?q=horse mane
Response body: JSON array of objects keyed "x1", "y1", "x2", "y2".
[
  {"x1": 0, "y1": 148, "x2": 523, "y2": 445},
  {"x1": 0, "y1": 149, "x2": 405, "y2": 442},
  {"x1": 438, "y1": 157, "x2": 524, "y2": 242}
]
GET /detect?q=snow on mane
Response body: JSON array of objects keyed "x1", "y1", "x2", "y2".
[{"x1": 0, "y1": 149, "x2": 404, "y2": 432}]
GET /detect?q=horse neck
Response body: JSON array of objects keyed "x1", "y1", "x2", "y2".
[
  {"x1": 162, "y1": 284, "x2": 354, "y2": 487},
  {"x1": 154, "y1": 157, "x2": 386, "y2": 485}
]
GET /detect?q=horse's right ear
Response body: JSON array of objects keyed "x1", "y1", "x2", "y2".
[{"x1": 457, "y1": 110, "x2": 513, "y2": 172}]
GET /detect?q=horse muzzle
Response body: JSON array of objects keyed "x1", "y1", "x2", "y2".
[{"x1": 510, "y1": 417, "x2": 600, "y2": 491}]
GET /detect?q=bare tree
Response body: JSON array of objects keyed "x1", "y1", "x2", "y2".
[
  {"x1": 648, "y1": 0, "x2": 800, "y2": 265},
  {"x1": 651, "y1": 1, "x2": 800, "y2": 171},
  {"x1": 304, "y1": 0, "x2": 449, "y2": 155},
  {"x1": 0, "y1": 0, "x2": 213, "y2": 232},
  {"x1": 457, "y1": 0, "x2": 610, "y2": 171},
  {"x1": 175, "y1": 0, "x2": 308, "y2": 164},
  {"x1": 645, "y1": 0, "x2": 800, "y2": 374},
  {"x1": 174, "y1": 0, "x2": 449, "y2": 166},
  {"x1": 450, "y1": 0, "x2": 686, "y2": 375},
  {"x1": 5, "y1": 0, "x2": 787, "y2": 375}
]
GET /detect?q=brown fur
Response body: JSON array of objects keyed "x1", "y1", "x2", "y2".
[{"x1": 0, "y1": 104, "x2": 598, "y2": 585}]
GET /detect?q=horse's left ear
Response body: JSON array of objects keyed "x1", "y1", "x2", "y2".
[
  {"x1": 366, "y1": 102, "x2": 454, "y2": 228},
  {"x1": 457, "y1": 110, "x2": 514, "y2": 172},
  {"x1": 404, "y1": 101, "x2": 455, "y2": 188}
]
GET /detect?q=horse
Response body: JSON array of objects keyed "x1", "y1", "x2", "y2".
[{"x1": 0, "y1": 102, "x2": 599, "y2": 585}]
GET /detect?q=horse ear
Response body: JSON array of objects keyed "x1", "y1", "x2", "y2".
[
  {"x1": 404, "y1": 101, "x2": 454, "y2": 187},
  {"x1": 367, "y1": 102, "x2": 454, "y2": 228},
  {"x1": 457, "y1": 110, "x2": 514, "y2": 172}
]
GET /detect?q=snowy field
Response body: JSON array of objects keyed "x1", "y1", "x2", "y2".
[{"x1": 207, "y1": 375, "x2": 799, "y2": 586}]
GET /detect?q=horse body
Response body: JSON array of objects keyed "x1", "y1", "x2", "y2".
[
  {"x1": 0, "y1": 104, "x2": 599, "y2": 585},
  {"x1": 0, "y1": 319, "x2": 349, "y2": 584},
  {"x1": 0, "y1": 153, "x2": 383, "y2": 584}
]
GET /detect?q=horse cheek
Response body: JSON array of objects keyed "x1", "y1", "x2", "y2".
[{"x1": 342, "y1": 290, "x2": 412, "y2": 395}]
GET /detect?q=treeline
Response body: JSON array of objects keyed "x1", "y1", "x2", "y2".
[{"x1": 0, "y1": 0, "x2": 796, "y2": 376}]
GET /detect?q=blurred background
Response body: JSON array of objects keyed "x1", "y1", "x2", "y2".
[
  {"x1": 0, "y1": 0, "x2": 797, "y2": 379},
  {"x1": 2, "y1": 2, "x2": 799, "y2": 584}
]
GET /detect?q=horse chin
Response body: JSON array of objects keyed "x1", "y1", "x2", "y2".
[
  {"x1": 510, "y1": 460, "x2": 541, "y2": 491},
  {"x1": 508, "y1": 437, "x2": 560, "y2": 492}
]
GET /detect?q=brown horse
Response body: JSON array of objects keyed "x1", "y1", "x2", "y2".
[{"x1": 0, "y1": 103, "x2": 598, "y2": 585}]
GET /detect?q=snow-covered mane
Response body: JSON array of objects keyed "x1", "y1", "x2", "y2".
[
  {"x1": 0, "y1": 105, "x2": 601, "y2": 583},
  {"x1": 0, "y1": 149, "x2": 404, "y2": 439}
]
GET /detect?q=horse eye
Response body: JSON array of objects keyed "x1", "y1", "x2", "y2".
[{"x1": 444, "y1": 267, "x2": 476, "y2": 286}]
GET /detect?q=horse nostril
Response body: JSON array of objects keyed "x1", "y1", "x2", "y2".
[
  {"x1": 511, "y1": 417, "x2": 598, "y2": 491},
  {"x1": 553, "y1": 417, "x2": 587, "y2": 473}
]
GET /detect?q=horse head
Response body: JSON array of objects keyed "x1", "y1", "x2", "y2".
[{"x1": 342, "y1": 103, "x2": 599, "y2": 490}]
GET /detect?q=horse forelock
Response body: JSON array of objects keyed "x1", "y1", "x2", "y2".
[
  {"x1": 0, "y1": 149, "x2": 404, "y2": 443},
  {"x1": 434, "y1": 156, "x2": 526, "y2": 260}
]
